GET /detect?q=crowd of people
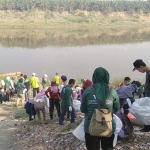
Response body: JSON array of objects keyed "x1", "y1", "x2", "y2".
[{"x1": 0, "y1": 59, "x2": 150, "y2": 150}]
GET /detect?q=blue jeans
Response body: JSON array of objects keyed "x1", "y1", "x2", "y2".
[{"x1": 59, "y1": 106, "x2": 76, "y2": 125}]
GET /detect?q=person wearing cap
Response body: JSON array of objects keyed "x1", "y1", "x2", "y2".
[
  {"x1": 133, "y1": 59, "x2": 150, "y2": 132},
  {"x1": 30, "y1": 73, "x2": 40, "y2": 97},
  {"x1": 59, "y1": 75, "x2": 70, "y2": 121},
  {"x1": 59, "y1": 75, "x2": 67, "y2": 94},
  {"x1": 45, "y1": 81, "x2": 60, "y2": 120},
  {"x1": 42, "y1": 74, "x2": 49, "y2": 89}
]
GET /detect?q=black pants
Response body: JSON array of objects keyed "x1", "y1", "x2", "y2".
[
  {"x1": 0, "y1": 94, "x2": 2, "y2": 104},
  {"x1": 10, "y1": 89, "x2": 15, "y2": 98},
  {"x1": 85, "y1": 132, "x2": 114, "y2": 150},
  {"x1": 29, "y1": 115, "x2": 35, "y2": 121},
  {"x1": 49, "y1": 99, "x2": 60, "y2": 120},
  {"x1": 33, "y1": 88, "x2": 39, "y2": 97}
]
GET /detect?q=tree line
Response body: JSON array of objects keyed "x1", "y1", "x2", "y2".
[{"x1": 0, "y1": 0, "x2": 150, "y2": 14}]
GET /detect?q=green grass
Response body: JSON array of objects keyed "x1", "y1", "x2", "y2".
[
  {"x1": 14, "y1": 109, "x2": 28, "y2": 119},
  {"x1": 60, "y1": 120, "x2": 82, "y2": 133}
]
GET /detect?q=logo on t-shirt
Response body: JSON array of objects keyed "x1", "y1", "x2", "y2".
[{"x1": 105, "y1": 100, "x2": 112, "y2": 105}]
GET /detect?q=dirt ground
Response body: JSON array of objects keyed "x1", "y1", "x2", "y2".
[{"x1": 0, "y1": 100, "x2": 19, "y2": 150}]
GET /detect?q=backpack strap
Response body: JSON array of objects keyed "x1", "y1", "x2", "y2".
[{"x1": 92, "y1": 87, "x2": 111, "y2": 110}]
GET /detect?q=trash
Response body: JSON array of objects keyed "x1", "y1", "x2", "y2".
[
  {"x1": 73, "y1": 100, "x2": 81, "y2": 111},
  {"x1": 113, "y1": 114, "x2": 122, "y2": 147},
  {"x1": 72, "y1": 119, "x2": 85, "y2": 142},
  {"x1": 129, "y1": 97, "x2": 150, "y2": 125}
]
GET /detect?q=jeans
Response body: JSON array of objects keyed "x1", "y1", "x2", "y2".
[
  {"x1": 85, "y1": 132, "x2": 114, "y2": 150},
  {"x1": 25, "y1": 90, "x2": 30, "y2": 101},
  {"x1": 33, "y1": 88, "x2": 39, "y2": 97},
  {"x1": 49, "y1": 99, "x2": 60, "y2": 120},
  {"x1": 59, "y1": 106, "x2": 76, "y2": 125}
]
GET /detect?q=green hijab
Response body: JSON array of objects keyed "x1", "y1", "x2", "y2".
[{"x1": 92, "y1": 67, "x2": 110, "y2": 105}]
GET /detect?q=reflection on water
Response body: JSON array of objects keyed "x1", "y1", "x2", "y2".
[
  {"x1": 0, "y1": 28, "x2": 149, "y2": 81},
  {"x1": 0, "y1": 27, "x2": 150, "y2": 48}
]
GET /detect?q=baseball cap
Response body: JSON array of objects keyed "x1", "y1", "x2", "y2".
[
  {"x1": 32, "y1": 73, "x2": 36, "y2": 76},
  {"x1": 61, "y1": 75, "x2": 67, "y2": 81},
  {"x1": 133, "y1": 59, "x2": 146, "y2": 72}
]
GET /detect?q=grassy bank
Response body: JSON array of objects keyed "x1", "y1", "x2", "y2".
[{"x1": 0, "y1": 10, "x2": 150, "y2": 28}]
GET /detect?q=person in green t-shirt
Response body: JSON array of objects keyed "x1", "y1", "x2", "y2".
[
  {"x1": 59, "y1": 79, "x2": 76, "y2": 125},
  {"x1": 81, "y1": 67, "x2": 120, "y2": 150},
  {"x1": 16, "y1": 78, "x2": 26, "y2": 107}
]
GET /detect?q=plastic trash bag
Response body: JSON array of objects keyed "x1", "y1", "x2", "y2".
[
  {"x1": 73, "y1": 100, "x2": 81, "y2": 111},
  {"x1": 41, "y1": 95, "x2": 49, "y2": 108},
  {"x1": 129, "y1": 97, "x2": 150, "y2": 125},
  {"x1": 113, "y1": 114, "x2": 122, "y2": 147},
  {"x1": 72, "y1": 119, "x2": 85, "y2": 142}
]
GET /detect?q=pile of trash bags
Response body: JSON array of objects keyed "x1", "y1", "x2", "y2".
[{"x1": 129, "y1": 97, "x2": 150, "y2": 125}]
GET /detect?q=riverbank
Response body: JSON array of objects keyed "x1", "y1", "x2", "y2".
[
  {"x1": 1, "y1": 98, "x2": 149, "y2": 150},
  {"x1": 0, "y1": 98, "x2": 22, "y2": 150},
  {"x1": 0, "y1": 10, "x2": 150, "y2": 28}
]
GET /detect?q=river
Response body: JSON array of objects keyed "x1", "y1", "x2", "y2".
[{"x1": 0, "y1": 28, "x2": 150, "y2": 82}]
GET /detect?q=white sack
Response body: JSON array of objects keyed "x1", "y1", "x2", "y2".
[
  {"x1": 73, "y1": 100, "x2": 81, "y2": 111},
  {"x1": 129, "y1": 97, "x2": 150, "y2": 125},
  {"x1": 72, "y1": 119, "x2": 85, "y2": 142},
  {"x1": 113, "y1": 114, "x2": 122, "y2": 147}
]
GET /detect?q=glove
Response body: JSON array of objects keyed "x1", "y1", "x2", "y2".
[
  {"x1": 31, "y1": 116, "x2": 34, "y2": 119},
  {"x1": 69, "y1": 106, "x2": 72, "y2": 112}
]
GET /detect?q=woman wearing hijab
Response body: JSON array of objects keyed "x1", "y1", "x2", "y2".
[
  {"x1": 45, "y1": 81, "x2": 60, "y2": 120},
  {"x1": 80, "y1": 79, "x2": 93, "y2": 101},
  {"x1": 81, "y1": 67, "x2": 120, "y2": 150}
]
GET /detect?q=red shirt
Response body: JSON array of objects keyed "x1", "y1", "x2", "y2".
[{"x1": 45, "y1": 87, "x2": 60, "y2": 100}]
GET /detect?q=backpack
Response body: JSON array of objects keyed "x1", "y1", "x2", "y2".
[{"x1": 89, "y1": 88, "x2": 113, "y2": 137}]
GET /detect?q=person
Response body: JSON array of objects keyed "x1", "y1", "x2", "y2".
[
  {"x1": 59, "y1": 75, "x2": 67, "y2": 94},
  {"x1": 30, "y1": 73, "x2": 40, "y2": 97},
  {"x1": 24, "y1": 75, "x2": 30, "y2": 101},
  {"x1": 54, "y1": 73, "x2": 61, "y2": 87},
  {"x1": 14, "y1": 76, "x2": 18, "y2": 94},
  {"x1": 118, "y1": 77, "x2": 131, "y2": 88},
  {"x1": 80, "y1": 79, "x2": 92, "y2": 100},
  {"x1": 59, "y1": 79, "x2": 76, "y2": 125},
  {"x1": 133, "y1": 59, "x2": 150, "y2": 132},
  {"x1": 16, "y1": 78, "x2": 26, "y2": 107},
  {"x1": 4, "y1": 77, "x2": 11, "y2": 101},
  {"x1": 81, "y1": 67, "x2": 120, "y2": 150},
  {"x1": 19, "y1": 74, "x2": 24, "y2": 82},
  {"x1": 0, "y1": 82, "x2": 3, "y2": 104},
  {"x1": 42, "y1": 74, "x2": 49, "y2": 89},
  {"x1": 9, "y1": 77, "x2": 15, "y2": 98},
  {"x1": 78, "y1": 79, "x2": 86, "y2": 88},
  {"x1": 117, "y1": 83, "x2": 137, "y2": 115},
  {"x1": 45, "y1": 81, "x2": 60, "y2": 120},
  {"x1": 25, "y1": 101, "x2": 36, "y2": 121},
  {"x1": 59, "y1": 75, "x2": 70, "y2": 121}
]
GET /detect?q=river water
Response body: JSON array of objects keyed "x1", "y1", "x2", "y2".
[{"x1": 0, "y1": 28, "x2": 150, "y2": 81}]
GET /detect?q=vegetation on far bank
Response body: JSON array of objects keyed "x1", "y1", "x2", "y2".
[
  {"x1": 0, "y1": 0, "x2": 150, "y2": 15},
  {"x1": 0, "y1": 9, "x2": 150, "y2": 28}
]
